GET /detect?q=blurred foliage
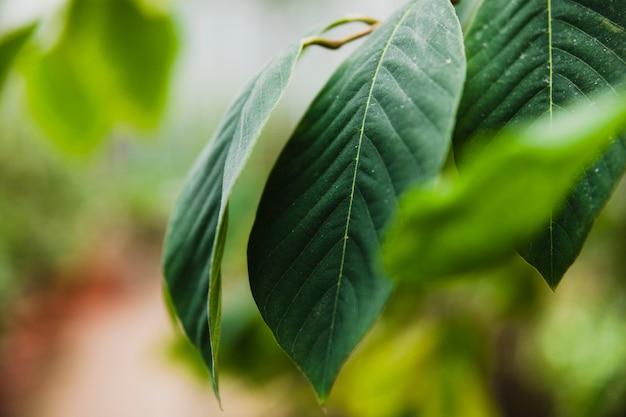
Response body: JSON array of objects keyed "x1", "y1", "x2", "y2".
[
  {"x1": 20, "y1": 0, "x2": 177, "y2": 153},
  {"x1": 0, "y1": 24, "x2": 35, "y2": 91},
  {"x1": 0, "y1": 134, "x2": 84, "y2": 309},
  {"x1": 0, "y1": 0, "x2": 179, "y2": 304}
]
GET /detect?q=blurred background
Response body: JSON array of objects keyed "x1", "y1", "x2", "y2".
[{"x1": 1, "y1": 0, "x2": 626, "y2": 416}]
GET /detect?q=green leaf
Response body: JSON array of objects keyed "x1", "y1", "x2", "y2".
[
  {"x1": 24, "y1": 0, "x2": 177, "y2": 153},
  {"x1": 453, "y1": 0, "x2": 483, "y2": 32},
  {"x1": 384, "y1": 93, "x2": 626, "y2": 282},
  {"x1": 26, "y1": 47, "x2": 112, "y2": 152},
  {"x1": 248, "y1": 0, "x2": 465, "y2": 402},
  {"x1": 89, "y1": 0, "x2": 178, "y2": 126},
  {"x1": 0, "y1": 24, "x2": 36, "y2": 92},
  {"x1": 453, "y1": 0, "x2": 626, "y2": 287},
  {"x1": 162, "y1": 23, "x2": 336, "y2": 401}
]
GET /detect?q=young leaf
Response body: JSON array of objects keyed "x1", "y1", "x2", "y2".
[
  {"x1": 384, "y1": 93, "x2": 626, "y2": 282},
  {"x1": 248, "y1": 0, "x2": 465, "y2": 402},
  {"x1": 0, "y1": 24, "x2": 36, "y2": 92},
  {"x1": 24, "y1": 0, "x2": 177, "y2": 153},
  {"x1": 453, "y1": 0, "x2": 626, "y2": 287},
  {"x1": 162, "y1": 20, "x2": 355, "y2": 400}
]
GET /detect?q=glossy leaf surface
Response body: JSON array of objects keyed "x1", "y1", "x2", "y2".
[
  {"x1": 248, "y1": 0, "x2": 465, "y2": 401},
  {"x1": 162, "y1": 26, "x2": 329, "y2": 399},
  {"x1": 385, "y1": 94, "x2": 626, "y2": 282},
  {"x1": 453, "y1": 0, "x2": 626, "y2": 287}
]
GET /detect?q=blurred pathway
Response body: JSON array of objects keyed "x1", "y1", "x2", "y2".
[{"x1": 2, "y1": 232, "x2": 287, "y2": 417}]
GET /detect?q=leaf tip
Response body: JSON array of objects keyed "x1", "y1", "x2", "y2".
[
  {"x1": 210, "y1": 373, "x2": 222, "y2": 409},
  {"x1": 545, "y1": 275, "x2": 562, "y2": 292},
  {"x1": 534, "y1": 267, "x2": 564, "y2": 291}
]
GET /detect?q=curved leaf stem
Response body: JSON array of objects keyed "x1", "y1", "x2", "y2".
[{"x1": 303, "y1": 15, "x2": 380, "y2": 50}]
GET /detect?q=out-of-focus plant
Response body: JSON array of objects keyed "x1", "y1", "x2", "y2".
[
  {"x1": 0, "y1": 0, "x2": 179, "y2": 284},
  {"x1": 0, "y1": 24, "x2": 35, "y2": 91},
  {"x1": 0, "y1": 0, "x2": 178, "y2": 341},
  {"x1": 0, "y1": 137, "x2": 83, "y2": 310},
  {"x1": 1, "y1": 0, "x2": 177, "y2": 154}
]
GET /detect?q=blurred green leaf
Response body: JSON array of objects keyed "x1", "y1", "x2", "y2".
[
  {"x1": 332, "y1": 319, "x2": 498, "y2": 417},
  {"x1": 384, "y1": 93, "x2": 626, "y2": 284},
  {"x1": 534, "y1": 281, "x2": 626, "y2": 417},
  {"x1": 164, "y1": 332, "x2": 211, "y2": 383},
  {"x1": 26, "y1": 47, "x2": 111, "y2": 152},
  {"x1": 248, "y1": 0, "x2": 465, "y2": 402},
  {"x1": 89, "y1": 0, "x2": 177, "y2": 126},
  {"x1": 24, "y1": 0, "x2": 177, "y2": 153},
  {"x1": 453, "y1": 0, "x2": 626, "y2": 287},
  {"x1": 0, "y1": 24, "x2": 36, "y2": 92},
  {"x1": 162, "y1": 21, "x2": 335, "y2": 401}
]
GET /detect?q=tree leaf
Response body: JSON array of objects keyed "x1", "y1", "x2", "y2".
[
  {"x1": 93, "y1": 0, "x2": 178, "y2": 127},
  {"x1": 248, "y1": 0, "x2": 465, "y2": 402},
  {"x1": 453, "y1": 0, "x2": 626, "y2": 287},
  {"x1": 24, "y1": 0, "x2": 177, "y2": 153},
  {"x1": 384, "y1": 93, "x2": 626, "y2": 282},
  {"x1": 0, "y1": 24, "x2": 36, "y2": 92},
  {"x1": 162, "y1": 23, "x2": 337, "y2": 401},
  {"x1": 26, "y1": 47, "x2": 112, "y2": 152}
]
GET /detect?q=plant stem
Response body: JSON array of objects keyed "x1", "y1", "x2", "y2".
[{"x1": 303, "y1": 15, "x2": 380, "y2": 50}]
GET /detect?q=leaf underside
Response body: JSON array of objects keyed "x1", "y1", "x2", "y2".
[
  {"x1": 453, "y1": 0, "x2": 626, "y2": 287},
  {"x1": 162, "y1": 38, "x2": 308, "y2": 399},
  {"x1": 248, "y1": 0, "x2": 465, "y2": 402}
]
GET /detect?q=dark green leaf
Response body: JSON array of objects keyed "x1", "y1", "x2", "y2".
[
  {"x1": 385, "y1": 93, "x2": 626, "y2": 282},
  {"x1": 519, "y1": 132, "x2": 626, "y2": 287},
  {"x1": 162, "y1": 26, "x2": 331, "y2": 400},
  {"x1": 453, "y1": 0, "x2": 626, "y2": 287},
  {"x1": 248, "y1": 0, "x2": 465, "y2": 402},
  {"x1": 0, "y1": 24, "x2": 36, "y2": 92}
]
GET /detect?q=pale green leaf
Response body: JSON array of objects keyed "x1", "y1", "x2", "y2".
[
  {"x1": 248, "y1": 0, "x2": 465, "y2": 402},
  {"x1": 385, "y1": 93, "x2": 626, "y2": 282},
  {"x1": 0, "y1": 24, "x2": 36, "y2": 92},
  {"x1": 25, "y1": 0, "x2": 177, "y2": 153}
]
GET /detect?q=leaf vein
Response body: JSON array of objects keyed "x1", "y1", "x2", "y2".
[{"x1": 323, "y1": 2, "x2": 417, "y2": 384}]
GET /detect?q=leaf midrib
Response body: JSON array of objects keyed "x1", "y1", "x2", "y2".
[
  {"x1": 547, "y1": 0, "x2": 555, "y2": 278},
  {"x1": 323, "y1": 2, "x2": 418, "y2": 382}
]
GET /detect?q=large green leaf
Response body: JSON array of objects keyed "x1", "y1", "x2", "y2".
[
  {"x1": 384, "y1": 93, "x2": 626, "y2": 282},
  {"x1": 0, "y1": 24, "x2": 36, "y2": 92},
  {"x1": 25, "y1": 0, "x2": 177, "y2": 152},
  {"x1": 453, "y1": 0, "x2": 626, "y2": 287},
  {"x1": 248, "y1": 0, "x2": 465, "y2": 402},
  {"x1": 162, "y1": 21, "x2": 348, "y2": 400}
]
